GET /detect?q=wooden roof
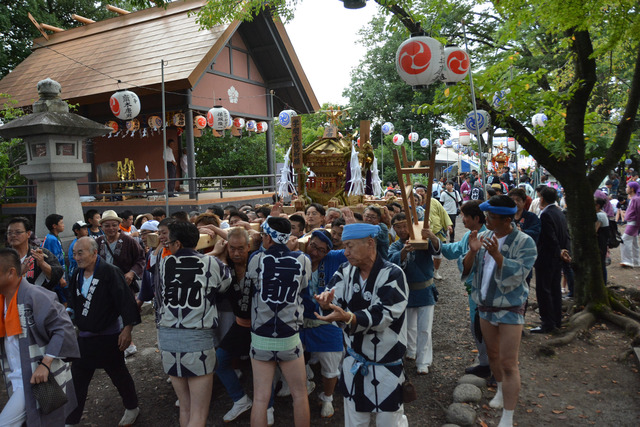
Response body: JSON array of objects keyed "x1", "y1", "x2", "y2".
[{"x1": 0, "y1": 0, "x2": 319, "y2": 112}]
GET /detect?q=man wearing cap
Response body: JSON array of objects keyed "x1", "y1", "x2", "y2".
[
  {"x1": 462, "y1": 196, "x2": 537, "y2": 427},
  {"x1": 69, "y1": 220, "x2": 89, "y2": 279},
  {"x1": 301, "y1": 230, "x2": 347, "y2": 418},
  {"x1": 389, "y1": 213, "x2": 440, "y2": 375},
  {"x1": 315, "y1": 223, "x2": 409, "y2": 426},
  {"x1": 246, "y1": 216, "x2": 312, "y2": 427},
  {"x1": 95, "y1": 210, "x2": 145, "y2": 293}
]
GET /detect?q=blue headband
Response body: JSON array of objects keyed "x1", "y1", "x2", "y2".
[
  {"x1": 311, "y1": 230, "x2": 333, "y2": 250},
  {"x1": 479, "y1": 201, "x2": 518, "y2": 215},
  {"x1": 342, "y1": 223, "x2": 380, "y2": 241},
  {"x1": 261, "y1": 217, "x2": 290, "y2": 245}
]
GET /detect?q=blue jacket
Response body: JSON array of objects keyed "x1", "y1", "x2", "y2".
[{"x1": 389, "y1": 237, "x2": 440, "y2": 307}]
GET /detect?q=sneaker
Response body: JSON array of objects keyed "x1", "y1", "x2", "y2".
[
  {"x1": 277, "y1": 380, "x2": 291, "y2": 397},
  {"x1": 320, "y1": 401, "x2": 334, "y2": 418},
  {"x1": 307, "y1": 379, "x2": 316, "y2": 395},
  {"x1": 417, "y1": 367, "x2": 429, "y2": 375},
  {"x1": 434, "y1": 270, "x2": 443, "y2": 280},
  {"x1": 124, "y1": 344, "x2": 137, "y2": 358},
  {"x1": 118, "y1": 407, "x2": 140, "y2": 427},
  {"x1": 223, "y1": 395, "x2": 252, "y2": 422},
  {"x1": 267, "y1": 407, "x2": 275, "y2": 427}
]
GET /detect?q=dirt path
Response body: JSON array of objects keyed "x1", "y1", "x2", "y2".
[{"x1": 3, "y1": 219, "x2": 640, "y2": 426}]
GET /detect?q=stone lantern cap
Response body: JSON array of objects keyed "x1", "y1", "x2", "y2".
[{"x1": 0, "y1": 78, "x2": 111, "y2": 140}]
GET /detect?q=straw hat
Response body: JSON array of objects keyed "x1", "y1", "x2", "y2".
[{"x1": 100, "y1": 210, "x2": 122, "y2": 225}]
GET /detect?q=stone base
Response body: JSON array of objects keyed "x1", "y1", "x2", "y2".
[{"x1": 34, "y1": 179, "x2": 86, "y2": 240}]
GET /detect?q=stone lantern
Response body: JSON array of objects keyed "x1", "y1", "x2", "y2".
[{"x1": 0, "y1": 78, "x2": 111, "y2": 239}]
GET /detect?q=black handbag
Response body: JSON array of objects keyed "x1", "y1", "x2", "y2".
[{"x1": 32, "y1": 372, "x2": 68, "y2": 414}]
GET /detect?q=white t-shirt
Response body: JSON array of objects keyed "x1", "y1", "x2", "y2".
[
  {"x1": 481, "y1": 235, "x2": 508, "y2": 300},
  {"x1": 4, "y1": 302, "x2": 22, "y2": 392},
  {"x1": 440, "y1": 190, "x2": 462, "y2": 215},
  {"x1": 164, "y1": 146, "x2": 176, "y2": 163}
]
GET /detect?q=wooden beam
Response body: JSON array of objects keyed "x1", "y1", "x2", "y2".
[
  {"x1": 71, "y1": 14, "x2": 95, "y2": 24},
  {"x1": 107, "y1": 4, "x2": 130, "y2": 15},
  {"x1": 27, "y1": 12, "x2": 48, "y2": 40},
  {"x1": 41, "y1": 23, "x2": 64, "y2": 32}
]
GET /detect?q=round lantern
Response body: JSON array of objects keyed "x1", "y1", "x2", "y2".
[
  {"x1": 453, "y1": 143, "x2": 461, "y2": 151},
  {"x1": 625, "y1": 158, "x2": 633, "y2": 165},
  {"x1": 459, "y1": 131, "x2": 471, "y2": 146},
  {"x1": 483, "y1": 152, "x2": 490, "y2": 158},
  {"x1": 194, "y1": 115, "x2": 207, "y2": 130},
  {"x1": 507, "y1": 137, "x2": 517, "y2": 151},
  {"x1": 464, "y1": 110, "x2": 490, "y2": 134},
  {"x1": 442, "y1": 46, "x2": 470, "y2": 83},
  {"x1": 126, "y1": 118, "x2": 140, "y2": 131},
  {"x1": 392, "y1": 134, "x2": 405, "y2": 146},
  {"x1": 256, "y1": 121, "x2": 269, "y2": 133},
  {"x1": 246, "y1": 120, "x2": 257, "y2": 132},
  {"x1": 491, "y1": 90, "x2": 507, "y2": 109},
  {"x1": 435, "y1": 138, "x2": 444, "y2": 146},
  {"x1": 207, "y1": 106, "x2": 231, "y2": 130},
  {"x1": 396, "y1": 36, "x2": 444, "y2": 89},
  {"x1": 106, "y1": 121, "x2": 118, "y2": 133},
  {"x1": 444, "y1": 139, "x2": 453, "y2": 147},
  {"x1": 226, "y1": 117, "x2": 233, "y2": 130},
  {"x1": 278, "y1": 110, "x2": 296, "y2": 128},
  {"x1": 148, "y1": 115, "x2": 162, "y2": 131},
  {"x1": 420, "y1": 138, "x2": 429, "y2": 148},
  {"x1": 382, "y1": 122, "x2": 394, "y2": 135},
  {"x1": 110, "y1": 90, "x2": 141, "y2": 120},
  {"x1": 408, "y1": 132, "x2": 419, "y2": 142},
  {"x1": 531, "y1": 113, "x2": 547, "y2": 127},
  {"x1": 233, "y1": 117, "x2": 245, "y2": 129},
  {"x1": 173, "y1": 113, "x2": 185, "y2": 127}
]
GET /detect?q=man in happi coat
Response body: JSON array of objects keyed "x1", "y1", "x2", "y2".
[
  {"x1": 315, "y1": 223, "x2": 409, "y2": 427},
  {"x1": 0, "y1": 248, "x2": 79, "y2": 427}
]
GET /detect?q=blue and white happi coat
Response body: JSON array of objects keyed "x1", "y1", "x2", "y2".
[{"x1": 326, "y1": 255, "x2": 408, "y2": 412}]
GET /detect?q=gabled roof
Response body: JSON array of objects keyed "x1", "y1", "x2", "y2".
[{"x1": 0, "y1": 0, "x2": 319, "y2": 113}]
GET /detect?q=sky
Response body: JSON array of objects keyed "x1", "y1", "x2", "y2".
[{"x1": 284, "y1": 1, "x2": 378, "y2": 106}]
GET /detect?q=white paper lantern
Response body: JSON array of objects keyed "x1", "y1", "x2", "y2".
[
  {"x1": 396, "y1": 36, "x2": 444, "y2": 88},
  {"x1": 392, "y1": 134, "x2": 405, "y2": 146},
  {"x1": 382, "y1": 122, "x2": 394, "y2": 135},
  {"x1": 532, "y1": 113, "x2": 547, "y2": 127},
  {"x1": 459, "y1": 131, "x2": 471, "y2": 146},
  {"x1": 408, "y1": 132, "x2": 419, "y2": 142},
  {"x1": 442, "y1": 46, "x2": 470, "y2": 83},
  {"x1": 420, "y1": 138, "x2": 429, "y2": 148},
  {"x1": 233, "y1": 117, "x2": 245, "y2": 129},
  {"x1": 256, "y1": 121, "x2": 269, "y2": 133},
  {"x1": 444, "y1": 139, "x2": 453, "y2": 147},
  {"x1": 435, "y1": 138, "x2": 444, "y2": 146},
  {"x1": 453, "y1": 143, "x2": 461, "y2": 151},
  {"x1": 207, "y1": 106, "x2": 230, "y2": 130},
  {"x1": 492, "y1": 90, "x2": 507, "y2": 109},
  {"x1": 194, "y1": 115, "x2": 207, "y2": 130},
  {"x1": 110, "y1": 90, "x2": 141, "y2": 120},
  {"x1": 246, "y1": 120, "x2": 257, "y2": 132},
  {"x1": 226, "y1": 117, "x2": 233, "y2": 130},
  {"x1": 483, "y1": 152, "x2": 490, "y2": 158},
  {"x1": 464, "y1": 110, "x2": 490, "y2": 134},
  {"x1": 278, "y1": 110, "x2": 297, "y2": 128},
  {"x1": 507, "y1": 137, "x2": 517, "y2": 151}
]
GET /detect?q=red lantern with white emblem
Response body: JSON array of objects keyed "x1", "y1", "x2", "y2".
[
  {"x1": 207, "y1": 106, "x2": 230, "y2": 130},
  {"x1": 194, "y1": 115, "x2": 207, "y2": 130},
  {"x1": 442, "y1": 46, "x2": 470, "y2": 83},
  {"x1": 256, "y1": 121, "x2": 269, "y2": 133},
  {"x1": 233, "y1": 117, "x2": 245, "y2": 129},
  {"x1": 110, "y1": 90, "x2": 141, "y2": 120},
  {"x1": 396, "y1": 36, "x2": 444, "y2": 89}
]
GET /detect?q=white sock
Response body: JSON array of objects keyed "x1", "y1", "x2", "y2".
[
  {"x1": 318, "y1": 392, "x2": 333, "y2": 402},
  {"x1": 497, "y1": 409, "x2": 514, "y2": 427},
  {"x1": 489, "y1": 382, "x2": 504, "y2": 409}
]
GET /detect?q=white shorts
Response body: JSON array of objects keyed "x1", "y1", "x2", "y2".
[{"x1": 310, "y1": 351, "x2": 342, "y2": 378}]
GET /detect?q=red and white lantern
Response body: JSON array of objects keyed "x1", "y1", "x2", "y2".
[
  {"x1": 106, "y1": 121, "x2": 118, "y2": 133},
  {"x1": 442, "y1": 46, "x2": 470, "y2": 83},
  {"x1": 256, "y1": 121, "x2": 269, "y2": 133},
  {"x1": 507, "y1": 137, "x2": 517, "y2": 151},
  {"x1": 194, "y1": 115, "x2": 207, "y2": 130},
  {"x1": 459, "y1": 131, "x2": 471, "y2": 146},
  {"x1": 408, "y1": 132, "x2": 419, "y2": 142},
  {"x1": 233, "y1": 117, "x2": 245, "y2": 129},
  {"x1": 435, "y1": 138, "x2": 444, "y2": 146},
  {"x1": 396, "y1": 36, "x2": 444, "y2": 88},
  {"x1": 392, "y1": 134, "x2": 405, "y2": 146},
  {"x1": 207, "y1": 106, "x2": 230, "y2": 130},
  {"x1": 110, "y1": 90, "x2": 140, "y2": 120}
]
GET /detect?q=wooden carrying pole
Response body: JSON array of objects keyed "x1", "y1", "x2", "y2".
[
  {"x1": 393, "y1": 145, "x2": 437, "y2": 249},
  {"x1": 107, "y1": 5, "x2": 130, "y2": 15},
  {"x1": 71, "y1": 14, "x2": 95, "y2": 24}
]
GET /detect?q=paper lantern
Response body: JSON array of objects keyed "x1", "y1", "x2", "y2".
[
  {"x1": 442, "y1": 46, "x2": 470, "y2": 83},
  {"x1": 233, "y1": 117, "x2": 245, "y2": 129},
  {"x1": 444, "y1": 139, "x2": 453, "y2": 147},
  {"x1": 225, "y1": 117, "x2": 233, "y2": 130},
  {"x1": 492, "y1": 90, "x2": 507, "y2": 109},
  {"x1": 148, "y1": 115, "x2": 162, "y2": 131},
  {"x1": 396, "y1": 36, "x2": 444, "y2": 89},
  {"x1": 408, "y1": 132, "x2": 419, "y2": 142},
  {"x1": 382, "y1": 122, "x2": 394, "y2": 135},
  {"x1": 435, "y1": 138, "x2": 444, "y2": 146},
  {"x1": 106, "y1": 121, "x2": 118, "y2": 133},
  {"x1": 459, "y1": 131, "x2": 471, "y2": 146},
  {"x1": 207, "y1": 106, "x2": 230, "y2": 130},
  {"x1": 246, "y1": 120, "x2": 257, "y2": 132},
  {"x1": 126, "y1": 118, "x2": 140, "y2": 131},
  {"x1": 420, "y1": 138, "x2": 429, "y2": 148},
  {"x1": 464, "y1": 110, "x2": 490, "y2": 134},
  {"x1": 278, "y1": 110, "x2": 296, "y2": 128},
  {"x1": 507, "y1": 137, "x2": 517, "y2": 151},
  {"x1": 194, "y1": 115, "x2": 207, "y2": 130},
  {"x1": 483, "y1": 152, "x2": 490, "y2": 158},
  {"x1": 110, "y1": 90, "x2": 140, "y2": 120},
  {"x1": 453, "y1": 143, "x2": 461, "y2": 151},
  {"x1": 392, "y1": 134, "x2": 404, "y2": 146},
  {"x1": 625, "y1": 158, "x2": 633, "y2": 165},
  {"x1": 256, "y1": 121, "x2": 269, "y2": 133},
  {"x1": 173, "y1": 113, "x2": 185, "y2": 127},
  {"x1": 532, "y1": 113, "x2": 547, "y2": 127}
]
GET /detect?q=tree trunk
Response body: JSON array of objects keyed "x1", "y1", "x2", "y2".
[{"x1": 563, "y1": 180, "x2": 609, "y2": 309}]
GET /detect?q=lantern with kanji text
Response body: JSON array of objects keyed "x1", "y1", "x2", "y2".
[
  {"x1": 110, "y1": 90, "x2": 140, "y2": 120},
  {"x1": 208, "y1": 106, "x2": 230, "y2": 130}
]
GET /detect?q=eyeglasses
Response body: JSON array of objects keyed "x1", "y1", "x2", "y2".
[
  {"x1": 6, "y1": 230, "x2": 26, "y2": 236},
  {"x1": 166, "y1": 240, "x2": 177, "y2": 245},
  {"x1": 308, "y1": 241, "x2": 328, "y2": 255}
]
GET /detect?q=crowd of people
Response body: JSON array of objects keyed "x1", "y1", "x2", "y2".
[{"x1": 1, "y1": 164, "x2": 639, "y2": 427}]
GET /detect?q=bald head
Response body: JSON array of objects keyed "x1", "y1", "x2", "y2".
[{"x1": 73, "y1": 237, "x2": 99, "y2": 273}]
